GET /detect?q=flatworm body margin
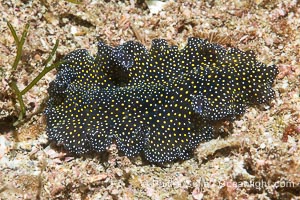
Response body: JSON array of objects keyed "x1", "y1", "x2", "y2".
[{"x1": 45, "y1": 38, "x2": 278, "y2": 163}]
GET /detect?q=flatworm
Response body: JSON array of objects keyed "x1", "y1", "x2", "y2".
[{"x1": 45, "y1": 38, "x2": 278, "y2": 163}]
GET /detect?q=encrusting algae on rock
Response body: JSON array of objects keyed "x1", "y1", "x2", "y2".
[{"x1": 45, "y1": 38, "x2": 278, "y2": 163}]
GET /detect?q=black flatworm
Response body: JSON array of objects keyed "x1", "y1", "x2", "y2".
[{"x1": 45, "y1": 38, "x2": 278, "y2": 163}]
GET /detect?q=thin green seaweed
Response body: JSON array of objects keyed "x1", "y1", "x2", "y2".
[
  {"x1": 7, "y1": 22, "x2": 30, "y2": 71},
  {"x1": 7, "y1": 21, "x2": 63, "y2": 126}
]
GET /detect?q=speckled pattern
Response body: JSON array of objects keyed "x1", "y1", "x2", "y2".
[
  {"x1": 2, "y1": 0, "x2": 300, "y2": 198},
  {"x1": 45, "y1": 38, "x2": 278, "y2": 163}
]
